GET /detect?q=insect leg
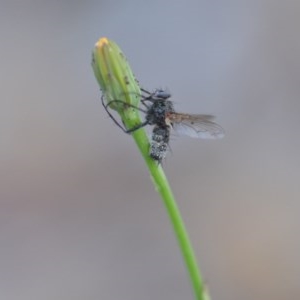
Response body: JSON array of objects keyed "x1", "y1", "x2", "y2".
[
  {"x1": 140, "y1": 88, "x2": 152, "y2": 96},
  {"x1": 125, "y1": 120, "x2": 149, "y2": 133},
  {"x1": 140, "y1": 88, "x2": 157, "y2": 109},
  {"x1": 101, "y1": 95, "x2": 129, "y2": 133},
  {"x1": 101, "y1": 96, "x2": 149, "y2": 133},
  {"x1": 105, "y1": 99, "x2": 148, "y2": 114}
]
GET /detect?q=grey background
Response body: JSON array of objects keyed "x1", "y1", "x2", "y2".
[{"x1": 1, "y1": 1, "x2": 300, "y2": 299}]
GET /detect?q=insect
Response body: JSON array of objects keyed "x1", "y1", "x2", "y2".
[{"x1": 102, "y1": 88, "x2": 224, "y2": 163}]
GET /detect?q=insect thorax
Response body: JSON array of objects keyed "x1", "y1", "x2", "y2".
[{"x1": 146, "y1": 100, "x2": 174, "y2": 126}]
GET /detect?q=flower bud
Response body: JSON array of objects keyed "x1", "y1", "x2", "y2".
[{"x1": 92, "y1": 37, "x2": 141, "y2": 112}]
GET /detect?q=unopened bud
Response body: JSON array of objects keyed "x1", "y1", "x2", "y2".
[{"x1": 92, "y1": 37, "x2": 141, "y2": 113}]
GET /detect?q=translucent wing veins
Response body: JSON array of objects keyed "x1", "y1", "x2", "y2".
[{"x1": 168, "y1": 113, "x2": 225, "y2": 139}]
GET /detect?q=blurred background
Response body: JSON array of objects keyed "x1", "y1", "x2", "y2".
[{"x1": 1, "y1": 1, "x2": 300, "y2": 299}]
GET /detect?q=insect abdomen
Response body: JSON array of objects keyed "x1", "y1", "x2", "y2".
[{"x1": 149, "y1": 125, "x2": 170, "y2": 163}]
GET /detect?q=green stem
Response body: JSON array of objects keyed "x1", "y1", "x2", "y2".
[{"x1": 131, "y1": 127, "x2": 208, "y2": 300}]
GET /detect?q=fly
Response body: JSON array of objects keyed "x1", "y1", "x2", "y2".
[{"x1": 102, "y1": 88, "x2": 224, "y2": 163}]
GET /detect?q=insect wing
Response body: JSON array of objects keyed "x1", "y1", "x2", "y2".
[{"x1": 170, "y1": 114, "x2": 225, "y2": 139}]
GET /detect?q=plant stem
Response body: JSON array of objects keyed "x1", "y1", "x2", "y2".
[{"x1": 131, "y1": 128, "x2": 208, "y2": 300}]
